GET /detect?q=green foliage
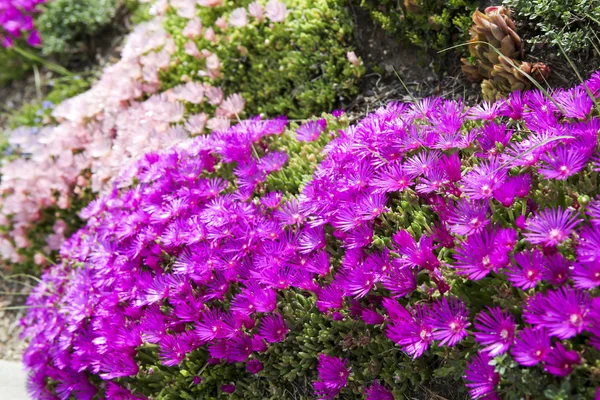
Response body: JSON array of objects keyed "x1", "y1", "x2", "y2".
[
  {"x1": 7, "y1": 74, "x2": 92, "y2": 129},
  {"x1": 266, "y1": 113, "x2": 347, "y2": 195},
  {"x1": 37, "y1": 0, "x2": 119, "y2": 56},
  {"x1": 0, "y1": 47, "x2": 36, "y2": 87},
  {"x1": 357, "y1": 0, "x2": 478, "y2": 55},
  {"x1": 161, "y1": 0, "x2": 364, "y2": 119},
  {"x1": 113, "y1": 291, "x2": 467, "y2": 400},
  {"x1": 503, "y1": 0, "x2": 600, "y2": 54}
]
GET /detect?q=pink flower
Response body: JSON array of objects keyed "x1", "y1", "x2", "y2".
[
  {"x1": 204, "y1": 27, "x2": 217, "y2": 43},
  {"x1": 197, "y1": 0, "x2": 223, "y2": 7},
  {"x1": 229, "y1": 8, "x2": 248, "y2": 28},
  {"x1": 265, "y1": 0, "x2": 287, "y2": 22},
  {"x1": 221, "y1": 94, "x2": 245, "y2": 117},
  {"x1": 215, "y1": 16, "x2": 228, "y2": 30},
  {"x1": 248, "y1": 2, "x2": 264, "y2": 21},
  {"x1": 346, "y1": 51, "x2": 360, "y2": 67},
  {"x1": 182, "y1": 18, "x2": 202, "y2": 39},
  {"x1": 184, "y1": 41, "x2": 201, "y2": 58}
]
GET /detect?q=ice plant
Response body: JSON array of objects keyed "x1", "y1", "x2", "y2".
[
  {"x1": 474, "y1": 307, "x2": 516, "y2": 356},
  {"x1": 0, "y1": 0, "x2": 45, "y2": 47},
  {"x1": 463, "y1": 352, "x2": 500, "y2": 399},
  {"x1": 313, "y1": 354, "x2": 349, "y2": 399},
  {"x1": 19, "y1": 70, "x2": 600, "y2": 399}
]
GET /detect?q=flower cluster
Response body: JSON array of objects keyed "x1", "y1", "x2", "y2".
[
  {"x1": 19, "y1": 48, "x2": 600, "y2": 400},
  {"x1": 20, "y1": 114, "x2": 346, "y2": 399},
  {"x1": 0, "y1": 0, "x2": 361, "y2": 273},
  {"x1": 292, "y1": 72, "x2": 600, "y2": 398},
  {"x1": 0, "y1": 0, "x2": 45, "y2": 47}
]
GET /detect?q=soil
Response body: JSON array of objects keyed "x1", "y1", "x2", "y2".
[
  {"x1": 0, "y1": 277, "x2": 30, "y2": 362},
  {"x1": 342, "y1": 1, "x2": 483, "y2": 123},
  {"x1": 0, "y1": 3, "x2": 137, "y2": 129}
]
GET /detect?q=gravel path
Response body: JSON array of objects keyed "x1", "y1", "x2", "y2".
[
  {"x1": 0, "y1": 275, "x2": 30, "y2": 362},
  {"x1": 0, "y1": 360, "x2": 28, "y2": 399}
]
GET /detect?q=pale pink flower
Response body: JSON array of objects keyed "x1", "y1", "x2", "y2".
[
  {"x1": 33, "y1": 253, "x2": 48, "y2": 266},
  {"x1": 205, "y1": 86, "x2": 224, "y2": 105},
  {"x1": 183, "y1": 18, "x2": 202, "y2": 39},
  {"x1": 221, "y1": 94, "x2": 245, "y2": 117},
  {"x1": 203, "y1": 27, "x2": 217, "y2": 43},
  {"x1": 171, "y1": 82, "x2": 205, "y2": 104},
  {"x1": 171, "y1": 0, "x2": 196, "y2": 18},
  {"x1": 347, "y1": 51, "x2": 360, "y2": 67},
  {"x1": 248, "y1": 2, "x2": 264, "y2": 21},
  {"x1": 229, "y1": 8, "x2": 248, "y2": 27},
  {"x1": 206, "y1": 54, "x2": 222, "y2": 78},
  {"x1": 207, "y1": 117, "x2": 231, "y2": 131},
  {"x1": 265, "y1": 0, "x2": 286, "y2": 22},
  {"x1": 197, "y1": 0, "x2": 223, "y2": 7},
  {"x1": 215, "y1": 16, "x2": 228, "y2": 30},
  {"x1": 184, "y1": 113, "x2": 209, "y2": 134}
]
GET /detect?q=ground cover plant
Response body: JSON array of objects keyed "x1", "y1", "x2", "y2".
[
  {"x1": 503, "y1": 0, "x2": 600, "y2": 55},
  {"x1": 0, "y1": 0, "x2": 362, "y2": 274},
  {"x1": 0, "y1": 0, "x2": 45, "y2": 48},
  {"x1": 161, "y1": 0, "x2": 363, "y2": 118},
  {"x1": 357, "y1": 0, "x2": 477, "y2": 63},
  {"x1": 20, "y1": 71, "x2": 600, "y2": 399}
]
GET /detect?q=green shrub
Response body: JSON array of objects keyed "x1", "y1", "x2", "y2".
[
  {"x1": 503, "y1": 0, "x2": 600, "y2": 54},
  {"x1": 357, "y1": 0, "x2": 477, "y2": 57},
  {"x1": 161, "y1": 0, "x2": 364, "y2": 119},
  {"x1": 0, "y1": 47, "x2": 36, "y2": 87},
  {"x1": 7, "y1": 74, "x2": 92, "y2": 129},
  {"x1": 37, "y1": 0, "x2": 119, "y2": 57}
]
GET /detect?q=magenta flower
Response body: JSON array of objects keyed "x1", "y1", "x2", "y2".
[
  {"x1": 555, "y1": 86, "x2": 593, "y2": 119},
  {"x1": 474, "y1": 307, "x2": 516, "y2": 356},
  {"x1": 544, "y1": 342, "x2": 581, "y2": 377},
  {"x1": 511, "y1": 327, "x2": 551, "y2": 366},
  {"x1": 586, "y1": 197, "x2": 600, "y2": 226},
  {"x1": 428, "y1": 297, "x2": 470, "y2": 347},
  {"x1": 313, "y1": 354, "x2": 349, "y2": 399},
  {"x1": 258, "y1": 314, "x2": 289, "y2": 343},
  {"x1": 246, "y1": 359, "x2": 264, "y2": 374},
  {"x1": 404, "y1": 150, "x2": 442, "y2": 177},
  {"x1": 371, "y1": 163, "x2": 413, "y2": 194},
  {"x1": 365, "y1": 381, "x2": 394, "y2": 400},
  {"x1": 572, "y1": 261, "x2": 600, "y2": 289},
  {"x1": 524, "y1": 287, "x2": 591, "y2": 339},
  {"x1": 542, "y1": 253, "x2": 570, "y2": 285},
  {"x1": 453, "y1": 228, "x2": 509, "y2": 280},
  {"x1": 539, "y1": 145, "x2": 588, "y2": 180},
  {"x1": 506, "y1": 249, "x2": 544, "y2": 290},
  {"x1": 196, "y1": 309, "x2": 227, "y2": 341},
  {"x1": 576, "y1": 225, "x2": 600, "y2": 263},
  {"x1": 463, "y1": 352, "x2": 500, "y2": 399},
  {"x1": 467, "y1": 100, "x2": 506, "y2": 120},
  {"x1": 461, "y1": 159, "x2": 507, "y2": 200},
  {"x1": 447, "y1": 198, "x2": 490, "y2": 236},
  {"x1": 523, "y1": 207, "x2": 580, "y2": 247},
  {"x1": 386, "y1": 304, "x2": 432, "y2": 359},
  {"x1": 296, "y1": 119, "x2": 326, "y2": 142},
  {"x1": 221, "y1": 384, "x2": 236, "y2": 394}
]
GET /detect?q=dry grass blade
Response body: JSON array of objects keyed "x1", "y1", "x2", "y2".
[
  {"x1": 496, "y1": 135, "x2": 574, "y2": 172},
  {"x1": 440, "y1": 41, "x2": 565, "y2": 113},
  {"x1": 554, "y1": 34, "x2": 600, "y2": 110}
]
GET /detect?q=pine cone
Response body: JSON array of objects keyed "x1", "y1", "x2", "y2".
[
  {"x1": 404, "y1": 0, "x2": 420, "y2": 14},
  {"x1": 462, "y1": 6, "x2": 523, "y2": 82},
  {"x1": 482, "y1": 59, "x2": 552, "y2": 101}
]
